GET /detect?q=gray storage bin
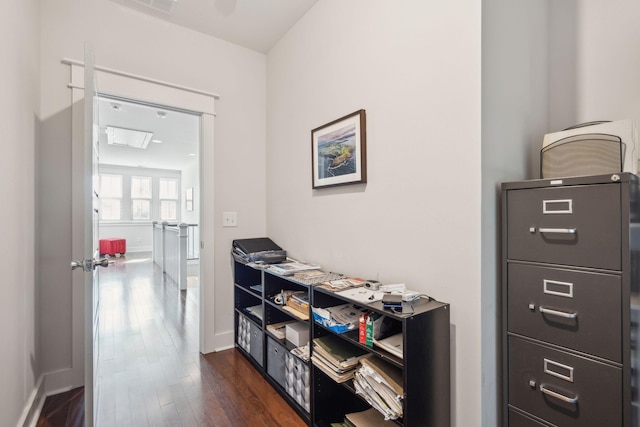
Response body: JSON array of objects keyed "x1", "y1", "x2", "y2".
[
  {"x1": 249, "y1": 318, "x2": 263, "y2": 366},
  {"x1": 267, "y1": 337, "x2": 287, "y2": 388},
  {"x1": 285, "y1": 351, "x2": 310, "y2": 412}
]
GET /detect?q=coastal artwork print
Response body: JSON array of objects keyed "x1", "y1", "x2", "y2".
[{"x1": 312, "y1": 109, "x2": 367, "y2": 189}]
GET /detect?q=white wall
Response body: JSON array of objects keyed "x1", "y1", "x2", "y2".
[
  {"x1": 39, "y1": 0, "x2": 267, "y2": 381},
  {"x1": 0, "y1": 1, "x2": 40, "y2": 426},
  {"x1": 481, "y1": 1, "x2": 551, "y2": 425},
  {"x1": 573, "y1": 0, "x2": 640, "y2": 122},
  {"x1": 266, "y1": 1, "x2": 481, "y2": 425}
]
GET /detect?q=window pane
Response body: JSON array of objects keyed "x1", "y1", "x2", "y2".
[
  {"x1": 100, "y1": 175, "x2": 122, "y2": 198},
  {"x1": 132, "y1": 199, "x2": 150, "y2": 220},
  {"x1": 159, "y1": 178, "x2": 178, "y2": 199},
  {"x1": 100, "y1": 199, "x2": 121, "y2": 220},
  {"x1": 160, "y1": 200, "x2": 177, "y2": 220},
  {"x1": 131, "y1": 176, "x2": 151, "y2": 198}
]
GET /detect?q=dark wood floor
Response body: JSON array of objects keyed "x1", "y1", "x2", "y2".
[{"x1": 38, "y1": 253, "x2": 307, "y2": 426}]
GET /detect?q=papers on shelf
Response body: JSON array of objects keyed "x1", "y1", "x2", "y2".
[
  {"x1": 372, "y1": 333, "x2": 403, "y2": 359},
  {"x1": 291, "y1": 344, "x2": 310, "y2": 362},
  {"x1": 245, "y1": 304, "x2": 263, "y2": 321},
  {"x1": 354, "y1": 357, "x2": 404, "y2": 420},
  {"x1": 345, "y1": 408, "x2": 397, "y2": 426},
  {"x1": 267, "y1": 258, "x2": 321, "y2": 276},
  {"x1": 311, "y1": 335, "x2": 368, "y2": 383},
  {"x1": 282, "y1": 305, "x2": 309, "y2": 320},
  {"x1": 312, "y1": 304, "x2": 369, "y2": 334},
  {"x1": 335, "y1": 287, "x2": 384, "y2": 304},
  {"x1": 317, "y1": 277, "x2": 365, "y2": 292},
  {"x1": 266, "y1": 320, "x2": 295, "y2": 340},
  {"x1": 292, "y1": 270, "x2": 343, "y2": 285}
]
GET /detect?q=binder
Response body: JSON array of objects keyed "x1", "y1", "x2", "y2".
[{"x1": 232, "y1": 237, "x2": 282, "y2": 254}]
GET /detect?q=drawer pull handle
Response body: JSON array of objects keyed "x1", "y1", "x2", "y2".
[
  {"x1": 539, "y1": 384, "x2": 578, "y2": 404},
  {"x1": 539, "y1": 306, "x2": 578, "y2": 319},
  {"x1": 539, "y1": 227, "x2": 577, "y2": 234}
]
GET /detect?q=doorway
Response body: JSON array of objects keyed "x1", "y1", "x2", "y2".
[{"x1": 95, "y1": 95, "x2": 201, "y2": 304}]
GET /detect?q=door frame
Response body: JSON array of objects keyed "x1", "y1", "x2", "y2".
[{"x1": 66, "y1": 59, "x2": 219, "y2": 396}]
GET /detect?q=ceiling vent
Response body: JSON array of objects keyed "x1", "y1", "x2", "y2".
[
  {"x1": 133, "y1": 0, "x2": 178, "y2": 14},
  {"x1": 106, "y1": 126, "x2": 154, "y2": 150}
]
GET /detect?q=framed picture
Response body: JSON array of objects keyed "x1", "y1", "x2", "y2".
[
  {"x1": 312, "y1": 109, "x2": 367, "y2": 189},
  {"x1": 185, "y1": 187, "x2": 193, "y2": 211}
]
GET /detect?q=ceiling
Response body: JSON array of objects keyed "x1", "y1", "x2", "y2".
[
  {"x1": 100, "y1": 0, "x2": 317, "y2": 171},
  {"x1": 109, "y1": 0, "x2": 318, "y2": 53},
  {"x1": 98, "y1": 97, "x2": 200, "y2": 170}
]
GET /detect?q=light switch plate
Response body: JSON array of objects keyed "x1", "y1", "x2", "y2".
[{"x1": 222, "y1": 211, "x2": 237, "y2": 227}]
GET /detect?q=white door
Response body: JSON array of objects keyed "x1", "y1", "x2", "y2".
[{"x1": 69, "y1": 45, "x2": 108, "y2": 427}]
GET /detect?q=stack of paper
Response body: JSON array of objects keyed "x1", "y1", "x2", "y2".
[
  {"x1": 283, "y1": 291, "x2": 310, "y2": 320},
  {"x1": 245, "y1": 304, "x2": 263, "y2": 321},
  {"x1": 312, "y1": 304, "x2": 369, "y2": 333},
  {"x1": 311, "y1": 335, "x2": 368, "y2": 383},
  {"x1": 267, "y1": 259, "x2": 321, "y2": 276},
  {"x1": 353, "y1": 357, "x2": 404, "y2": 420},
  {"x1": 266, "y1": 320, "x2": 295, "y2": 340},
  {"x1": 372, "y1": 333, "x2": 403, "y2": 359},
  {"x1": 343, "y1": 408, "x2": 397, "y2": 426}
]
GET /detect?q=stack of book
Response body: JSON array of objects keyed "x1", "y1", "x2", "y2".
[
  {"x1": 311, "y1": 335, "x2": 367, "y2": 383},
  {"x1": 354, "y1": 357, "x2": 404, "y2": 420},
  {"x1": 283, "y1": 292, "x2": 310, "y2": 320}
]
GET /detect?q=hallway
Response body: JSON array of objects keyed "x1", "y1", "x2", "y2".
[{"x1": 94, "y1": 253, "x2": 306, "y2": 426}]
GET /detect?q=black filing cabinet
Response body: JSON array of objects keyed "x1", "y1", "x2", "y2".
[{"x1": 502, "y1": 173, "x2": 640, "y2": 427}]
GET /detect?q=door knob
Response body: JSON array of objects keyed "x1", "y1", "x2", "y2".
[
  {"x1": 94, "y1": 258, "x2": 112, "y2": 269},
  {"x1": 70, "y1": 260, "x2": 86, "y2": 270},
  {"x1": 70, "y1": 258, "x2": 113, "y2": 271}
]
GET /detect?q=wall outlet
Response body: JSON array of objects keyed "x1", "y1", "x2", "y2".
[{"x1": 223, "y1": 211, "x2": 237, "y2": 227}]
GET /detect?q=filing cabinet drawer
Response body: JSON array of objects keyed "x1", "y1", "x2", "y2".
[
  {"x1": 508, "y1": 409, "x2": 550, "y2": 426},
  {"x1": 508, "y1": 336, "x2": 621, "y2": 427},
  {"x1": 267, "y1": 337, "x2": 287, "y2": 388},
  {"x1": 508, "y1": 263, "x2": 621, "y2": 362},
  {"x1": 506, "y1": 184, "x2": 621, "y2": 270}
]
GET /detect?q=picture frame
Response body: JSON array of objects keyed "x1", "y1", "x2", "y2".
[
  {"x1": 185, "y1": 187, "x2": 193, "y2": 211},
  {"x1": 312, "y1": 109, "x2": 367, "y2": 189}
]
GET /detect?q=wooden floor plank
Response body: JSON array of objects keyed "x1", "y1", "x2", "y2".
[{"x1": 38, "y1": 252, "x2": 307, "y2": 426}]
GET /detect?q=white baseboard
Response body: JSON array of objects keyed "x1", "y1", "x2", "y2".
[
  {"x1": 17, "y1": 368, "x2": 84, "y2": 427},
  {"x1": 201, "y1": 330, "x2": 234, "y2": 354},
  {"x1": 16, "y1": 375, "x2": 45, "y2": 427}
]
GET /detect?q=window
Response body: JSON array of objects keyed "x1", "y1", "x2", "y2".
[
  {"x1": 100, "y1": 174, "x2": 122, "y2": 220},
  {"x1": 131, "y1": 176, "x2": 151, "y2": 220},
  {"x1": 159, "y1": 178, "x2": 178, "y2": 220},
  {"x1": 98, "y1": 169, "x2": 181, "y2": 223}
]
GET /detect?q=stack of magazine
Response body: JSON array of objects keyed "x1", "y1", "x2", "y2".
[
  {"x1": 353, "y1": 357, "x2": 404, "y2": 420},
  {"x1": 311, "y1": 335, "x2": 367, "y2": 383}
]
